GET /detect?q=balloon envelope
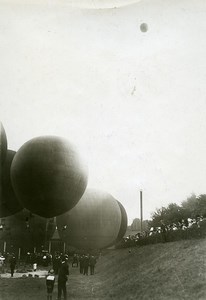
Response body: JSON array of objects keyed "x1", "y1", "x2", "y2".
[
  {"x1": 0, "y1": 122, "x2": 7, "y2": 167},
  {"x1": 0, "y1": 209, "x2": 55, "y2": 250},
  {"x1": 115, "y1": 201, "x2": 128, "y2": 243},
  {"x1": 0, "y1": 150, "x2": 23, "y2": 217},
  {"x1": 11, "y1": 136, "x2": 88, "y2": 218},
  {"x1": 56, "y1": 189, "x2": 122, "y2": 249},
  {"x1": 140, "y1": 23, "x2": 148, "y2": 32}
]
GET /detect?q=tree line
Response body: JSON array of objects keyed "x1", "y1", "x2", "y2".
[{"x1": 130, "y1": 193, "x2": 206, "y2": 231}]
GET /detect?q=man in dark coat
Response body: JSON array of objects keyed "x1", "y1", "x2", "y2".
[
  {"x1": 83, "y1": 255, "x2": 89, "y2": 276},
  {"x1": 79, "y1": 255, "x2": 84, "y2": 274},
  {"x1": 9, "y1": 254, "x2": 16, "y2": 277},
  {"x1": 89, "y1": 255, "x2": 96, "y2": 275},
  {"x1": 72, "y1": 254, "x2": 78, "y2": 267},
  {"x1": 53, "y1": 254, "x2": 61, "y2": 275},
  {"x1": 57, "y1": 258, "x2": 69, "y2": 300}
]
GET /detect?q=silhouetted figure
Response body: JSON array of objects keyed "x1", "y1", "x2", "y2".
[
  {"x1": 160, "y1": 220, "x2": 167, "y2": 243},
  {"x1": 184, "y1": 218, "x2": 189, "y2": 228},
  {"x1": 72, "y1": 254, "x2": 78, "y2": 267},
  {"x1": 79, "y1": 255, "x2": 84, "y2": 274},
  {"x1": 53, "y1": 254, "x2": 61, "y2": 275},
  {"x1": 0, "y1": 255, "x2": 5, "y2": 274},
  {"x1": 83, "y1": 255, "x2": 89, "y2": 275},
  {"x1": 57, "y1": 259, "x2": 69, "y2": 300},
  {"x1": 42, "y1": 255, "x2": 48, "y2": 267},
  {"x1": 9, "y1": 255, "x2": 16, "y2": 277},
  {"x1": 89, "y1": 255, "x2": 96, "y2": 275}
]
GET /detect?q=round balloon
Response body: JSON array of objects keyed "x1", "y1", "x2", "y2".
[
  {"x1": 10, "y1": 136, "x2": 88, "y2": 218},
  {"x1": 0, "y1": 122, "x2": 7, "y2": 167},
  {"x1": 140, "y1": 23, "x2": 148, "y2": 32},
  {"x1": 0, "y1": 150, "x2": 23, "y2": 217},
  {"x1": 56, "y1": 189, "x2": 122, "y2": 249}
]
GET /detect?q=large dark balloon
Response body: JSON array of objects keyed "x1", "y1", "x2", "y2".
[
  {"x1": 0, "y1": 150, "x2": 23, "y2": 217},
  {"x1": 10, "y1": 136, "x2": 88, "y2": 218},
  {"x1": 0, "y1": 122, "x2": 7, "y2": 167},
  {"x1": 56, "y1": 189, "x2": 122, "y2": 250},
  {"x1": 115, "y1": 201, "x2": 128, "y2": 243},
  {"x1": 103, "y1": 200, "x2": 128, "y2": 248},
  {"x1": 0, "y1": 209, "x2": 55, "y2": 250}
]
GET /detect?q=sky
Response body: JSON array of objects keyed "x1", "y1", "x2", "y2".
[{"x1": 1, "y1": 0, "x2": 206, "y2": 225}]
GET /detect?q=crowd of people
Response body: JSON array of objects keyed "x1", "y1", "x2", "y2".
[
  {"x1": 52, "y1": 252, "x2": 97, "y2": 276},
  {"x1": 0, "y1": 215, "x2": 204, "y2": 299},
  {"x1": 47, "y1": 252, "x2": 97, "y2": 300},
  {"x1": 45, "y1": 252, "x2": 96, "y2": 300},
  {"x1": 0, "y1": 250, "x2": 98, "y2": 300},
  {"x1": 45, "y1": 254, "x2": 69, "y2": 300},
  {"x1": 78, "y1": 254, "x2": 97, "y2": 275},
  {"x1": 122, "y1": 216, "x2": 206, "y2": 247},
  {"x1": 26, "y1": 251, "x2": 52, "y2": 267}
]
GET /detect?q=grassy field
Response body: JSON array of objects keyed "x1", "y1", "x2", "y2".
[{"x1": 1, "y1": 238, "x2": 206, "y2": 299}]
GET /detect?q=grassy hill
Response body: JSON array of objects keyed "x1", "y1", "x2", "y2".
[
  {"x1": 1, "y1": 238, "x2": 206, "y2": 299},
  {"x1": 95, "y1": 239, "x2": 206, "y2": 300}
]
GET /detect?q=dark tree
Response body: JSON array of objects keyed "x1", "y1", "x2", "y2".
[
  {"x1": 182, "y1": 193, "x2": 206, "y2": 218},
  {"x1": 150, "y1": 193, "x2": 206, "y2": 229},
  {"x1": 150, "y1": 203, "x2": 183, "y2": 227}
]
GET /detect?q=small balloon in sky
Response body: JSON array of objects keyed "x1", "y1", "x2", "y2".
[{"x1": 140, "y1": 23, "x2": 148, "y2": 33}]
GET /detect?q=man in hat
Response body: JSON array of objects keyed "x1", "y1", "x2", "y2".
[{"x1": 57, "y1": 258, "x2": 69, "y2": 300}]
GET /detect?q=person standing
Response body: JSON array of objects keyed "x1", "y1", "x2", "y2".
[
  {"x1": 46, "y1": 269, "x2": 55, "y2": 300},
  {"x1": 160, "y1": 220, "x2": 167, "y2": 243},
  {"x1": 72, "y1": 254, "x2": 79, "y2": 267},
  {"x1": 79, "y1": 255, "x2": 84, "y2": 274},
  {"x1": 33, "y1": 261, "x2": 37, "y2": 272},
  {"x1": 0, "y1": 254, "x2": 5, "y2": 274},
  {"x1": 53, "y1": 253, "x2": 61, "y2": 275},
  {"x1": 9, "y1": 254, "x2": 16, "y2": 277},
  {"x1": 89, "y1": 255, "x2": 96, "y2": 275},
  {"x1": 83, "y1": 254, "x2": 89, "y2": 276},
  {"x1": 57, "y1": 258, "x2": 69, "y2": 300}
]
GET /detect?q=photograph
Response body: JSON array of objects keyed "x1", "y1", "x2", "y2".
[{"x1": 0, "y1": 0, "x2": 206, "y2": 299}]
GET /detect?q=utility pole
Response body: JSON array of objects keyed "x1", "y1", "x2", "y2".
[{"x1": 140, "y1": 190, "x2": 143, "y2": 232}]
